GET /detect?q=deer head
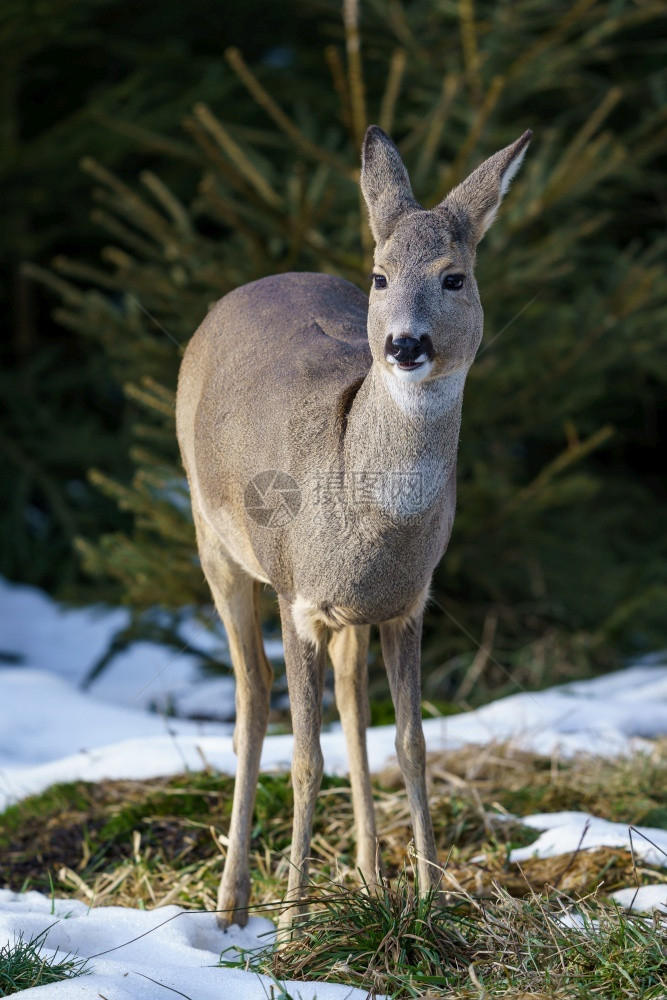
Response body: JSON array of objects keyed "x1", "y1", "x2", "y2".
[{"x1": 360, "y1": 126, "x2": 532, "y2": 389}]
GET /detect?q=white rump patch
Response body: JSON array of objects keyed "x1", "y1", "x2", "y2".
[{"x1": 292, "y1": 596, "x2": 325, "y2": 647}]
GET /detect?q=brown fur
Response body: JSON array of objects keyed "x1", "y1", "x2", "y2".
[{"x1": 176, "y1": 125, "x2": 531, "y2": 929}]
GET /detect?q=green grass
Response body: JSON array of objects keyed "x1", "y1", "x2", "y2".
[
  {"x1": 0, "y1": 926, "x2": 88, "y2": 996},
  {"x1": 0, "y1": 771, "x2": 359, "y2": 904},
  {"x1": 269, "y1": 872, "x2": 472, "y2": 995},
  {"x1": 224, "y1": 875, "x2": 667, "y2": 999}
]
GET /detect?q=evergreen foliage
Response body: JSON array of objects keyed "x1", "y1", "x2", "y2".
[
  {"x1": 0, "y1": 0, "x2": 332, "y2": 594},
  {"x1": 30, "y1": 0, "x2": 667, "y2": 698}
]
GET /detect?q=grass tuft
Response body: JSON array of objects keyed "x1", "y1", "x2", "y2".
[
  {"x1": 268, "y1": 871, "x2": 472, "y2": 995},
  {"x1": 465, "y1": 885, "x2": 667, "y2": 1000},
  {"x1": 222, "y1": 874, "x2": 667, "y2": 998},
  {"x1": 239, "y1": 878, "x2": 667, "y2": 999},
  {"x1": 0, "y1": 926, "x2": 88, "y2": 995}
]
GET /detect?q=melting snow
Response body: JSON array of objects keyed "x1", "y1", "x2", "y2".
[
  {"x1": 0, "y1": 889, "x2": 373, "y2": 999},
  {"x1": 610, "y1": 884, "x2": 667, "y2": 913},
  {"x1": 510, "y1": 811, "x2": 667, "y2": 867}
]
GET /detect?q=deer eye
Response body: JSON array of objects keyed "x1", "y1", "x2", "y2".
[
  {"x1": 371, "y1": 273, "x2": 388, "y2": 290},
  {"x1": 443, "y1": 273, "x2": 465, "y2": 291}
]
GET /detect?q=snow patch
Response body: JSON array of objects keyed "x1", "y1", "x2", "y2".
[
  {"x1": 510, "y1": 811, "x2": 667, "y2": 867},
  {"x1": 0, "y1": 890, "x2": 373, "y2": 999},
  {"x1": 1, "y1": 575, "x2": 667, "y2": 810},
  {"x1": 611, "y1": 884, "x2": 667, "y2": 913},
  {"x1": 0, "y1": 577, "x2": 241, "y2": 719}
]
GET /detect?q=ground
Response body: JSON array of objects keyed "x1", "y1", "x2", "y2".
[{"x1": 1, "y1": 579, "x2": 666, "y2": 997}]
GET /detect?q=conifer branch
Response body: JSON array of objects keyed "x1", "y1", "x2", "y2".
[
  {"x1": 224, "y1": 47, "x2": 356, "y2": 179},
  {"x1": 378, "y1": 49, "x2": 406, "y2": 137}
]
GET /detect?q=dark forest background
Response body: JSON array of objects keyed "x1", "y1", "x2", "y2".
[{"x1": 2, "y1": 0, "x2": 666, "y2": 706}]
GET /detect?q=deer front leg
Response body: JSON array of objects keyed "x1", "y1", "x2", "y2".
[
  {"x1": 278, "y1": 595, "x2": 326, "y2": 931},
  {"x1": 379, "y1": 614, "x2": 439, "y2": 892},
  {"x1": 329, "y1": 624, "x2": 379, "y2": 886}
]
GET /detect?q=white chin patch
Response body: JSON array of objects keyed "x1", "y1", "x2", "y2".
[{"x1": 382, "y1": 363, "x2": 468, "y2": 416}]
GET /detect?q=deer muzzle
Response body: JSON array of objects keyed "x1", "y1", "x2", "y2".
[{"x1": 385, "y1": 334, "x2": 434, "y2": 369}]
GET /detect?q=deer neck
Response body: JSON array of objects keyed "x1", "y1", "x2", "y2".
[{"x1": 342, "y1": 361, "x2": 466, "y2": 519}]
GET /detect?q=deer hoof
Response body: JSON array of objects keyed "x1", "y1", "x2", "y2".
[{"x1": 216, "y1": 873, "x2": 251, "y2": 929}]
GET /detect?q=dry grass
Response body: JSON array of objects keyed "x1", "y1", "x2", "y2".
[{"x1": 2, "y1": 741, "x2": 665, "y2": 912}]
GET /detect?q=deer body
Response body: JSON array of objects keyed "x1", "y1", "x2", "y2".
[
  {"x1": 176, "y1": 126, "x2": 531, "y2": 929},
  {"x1": 179, "y1": 271, "x2": 460, "y2": 628}
]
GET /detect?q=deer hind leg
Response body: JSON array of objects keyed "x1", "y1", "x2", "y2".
[
  {"x1": 277, "y1": 595, "x2": 326, "y2": 931},
  {"x1": 328, "y1": 624, "x2": 379, "y2": 886},
  {"x1": 379, "y1": 615, "x2": 439, "y2": 893},
  {"x1": 194, "y1": 514, "x2": 273, "y2": 929}
]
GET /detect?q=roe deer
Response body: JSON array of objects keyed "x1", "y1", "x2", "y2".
[{"x1": 176, "y1": 125, "x2": 531, "y2": 929}]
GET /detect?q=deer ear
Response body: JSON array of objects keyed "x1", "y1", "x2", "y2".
[
  {"x1": 441, "y1": 130, "x2": 532, "y2": 245},
  {"x1": 361, "y1": 126, "x2": 421, "y2": 245}
]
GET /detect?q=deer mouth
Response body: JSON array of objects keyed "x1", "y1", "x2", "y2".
[
  {"x1": 385, "y1": 354, "x2": 435, "y2": 383},
  {"x1": 394, "y1": 359, "x2": 425, "y2": 371}
]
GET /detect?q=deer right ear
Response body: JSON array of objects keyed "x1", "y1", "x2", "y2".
[
  {"x1": 361, "y1": 126, "x2": 421, "y2": 246},
  {"x1": 441, "y1": 130, "x2": 532, "y2": 245}
]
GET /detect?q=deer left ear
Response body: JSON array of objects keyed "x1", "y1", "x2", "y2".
[
  {"x1": 361, "y1": 125, "x2": 422, "y2": 245},
  {"x1": 441, "y1": 130, "x2": 532, "y2": 245}
]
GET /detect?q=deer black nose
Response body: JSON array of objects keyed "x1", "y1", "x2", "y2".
[{"x1": 388, "y1": 336, "x2": 422, "y2": 363}]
